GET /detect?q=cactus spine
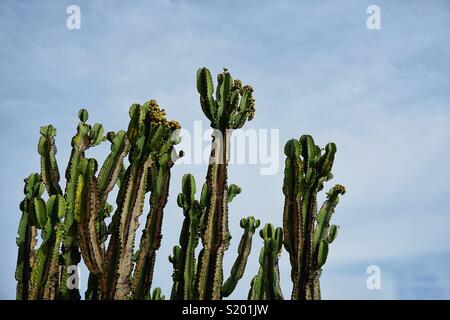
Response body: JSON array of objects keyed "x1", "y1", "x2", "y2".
[{"x1": 283, "y1": 136, "x2": 345, "y2": 300}]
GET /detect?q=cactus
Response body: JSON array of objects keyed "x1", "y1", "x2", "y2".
[
  {"x1": 168, "y1": 67, "x2": 257, "y2": 300},
  {"x1": 15, "y1": 173, "x2": 44, "y2": 300},
  {"x1": 103, "y1": 101, "x2": 181, "y2": 299},
  {"x1": 248, "y1": 224, "x2": 284, "y2": 300},
  {"x1": 282, "y1": 136, "x2": 345, "y2": 300},
  {"x1": 222, "y1": 216, "x2": 260, "y2": 297},
  {"x1": 15, "y1": 67, "x2": 345, "y2": 300},
  {"x1": 15, "y1": 100, "x2": 181, "y2": 300},
  {"x1": 149, "y1": 287, "x2": 165, "y2": 300},
  {"x1": 170, "y1": 173, "x2": 260, "y2": 300},
  {"x1": 170, "y1": 174, "x2": 203, "y2": 300}
]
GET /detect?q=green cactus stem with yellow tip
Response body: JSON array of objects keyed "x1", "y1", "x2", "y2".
[{"x1": 283, "y1": 136, "x2": 345, "y2": 300}]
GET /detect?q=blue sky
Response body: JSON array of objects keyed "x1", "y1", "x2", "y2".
[{"x1": 0, "y1": 0, "x2": 449, "y2": 299}]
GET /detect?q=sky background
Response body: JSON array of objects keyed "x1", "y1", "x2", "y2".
[{"x1": 1, "y1": 0, "x2": 449, "y2": 299}]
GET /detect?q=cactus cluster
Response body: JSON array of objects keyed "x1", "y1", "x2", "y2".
[
  {"x1": 283, "y1": 136, "x2": 346, "y2": 300},
  {"x1": 15, "y1": 67, "x2": 345, "y2": 300},
  {"x1": 16, "y1": 100, "x2": 181, "y2": 300},
  {"x1": 248, "y1": 224, "x2": 284, "y2": 300}
]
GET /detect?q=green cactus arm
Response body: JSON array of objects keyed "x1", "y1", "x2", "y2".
[
  {"x1": 181, "y1": 203, "x2": 201, "y2": 300},
  {"x1": 85, "y1": 273, "x2": 102, "y2": 300},
  {"x1": 112, "y1": 160, "x2": 152, "y2": 299},
  {"x1": 195, "y1": 133, "x2": 230, "y2": 300},
  {"x1": 58, "y1": 207, "x2": 81, "y2": 300},
  {"x1": 197, "y1": 67, "x2": 255, "y2": 130},
  {"x1": 33, "y1": 198, "x2": 47, "y2": 229},
  {"x1": 105, "y1": 102, "x2": 180, "y2": 299},
  {"x1": 216, "y1": 69, "x2": 233, "y2": 127},
  {"x1": 89, "y1": 123, "x2": 105, "y2": 147},
  {"x1": 75, "y1": 158, "x2": 105, "y2": 278},
  {"x1": 105, "y1": 115, "x2": 153, "y2": 298},
  {"x1": 29, "y1": 239, "x2": 52, "y2": 299},
  {"x1": 15, "y1": 173, "x2": 44, "y2": 300},
  {"x1": 226, "y1": 184, "x2": 241, "y2": 203},
  {"x1": 43, "y1": 195, "x2": 66, "y2": 299},
  {"x1": 313, "y1": 184, "x2": 346, "y2": 254},
  {"x1": 169, "y1": 245, "x2": 181, "y2": 300},
  {"x1": 327, "y1": 224, "x2": 339, "y2": 243},
  {"x1": 299, "y1": 135, "x2": 318, "y2": 171},
  {"x1": 149, "y1": 287, "x2": 165, "y2": 300},
  {"x1": 263, "y1": 240, "x2": 284, "y2": 300},
  {"x1": 115, "y1": 121, "x2": 179, "y2": 299},
  {"x1": 38, "y1": 125, "x2": 62, "y2": 195},
  {"x1": 60, "y1": 109, "x2": 105, "y2": 300},
  {"x1": 308, "y1": 183, "x2": 345, "y2": 302},
  {"x1": 97, "y1": 131, "x2": 130, "y2": 203},
  {"x1": 222, "y1": 217, "x2": 260, "y2": 298},
  {"x1": 65, "y1": 109, "x2": 93, "y2": 203},
  {"x1": 194, "y1": 68, "x2": 255, "y2": 300},
  {"x1": 247, "y1": 269, "x2": 264, "y2": 300},
  {"x1": 15, "y1": 208, "x2": 37, "y2": 300},
  {"x1": 175, "y1": 175, "x2": 202, "y2": 300},
  {"x1": 229, "y1": 86, "x2": 255, "y2": 129},
  {"x1": 290, "y1": 135, "x2": 321, "y2": 300},
  {"x1": 181, "y1": 173, "x2": 196, "y2": 206}
]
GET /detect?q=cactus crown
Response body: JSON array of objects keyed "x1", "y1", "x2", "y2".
[{"x1": 196, "y1": 67, "x2": 255, "y2": 129}]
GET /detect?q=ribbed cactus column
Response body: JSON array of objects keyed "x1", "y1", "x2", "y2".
[
  {"x1": 170, "y1": 174, "x2": 204, "y2": 300},
  {"x1": 31, "y1": 118, "x2": 104, "y2": 300},
  {"x1": 15, "y1": 102, "x2": 181, "y2": 301},
  {"x1": 15, "y1": 69, "x2": 347, "y2": 301},
  {"x1": 248, "y1": 224, "x2": 284, "y2": 300},
  {"x1": 222, "y1": 216, "x2": 260, "y2": 297},
  {"x1": 283, "y1": 136, "x2": 345, "y2": 300},
  {"x1": 194, "y1": 67, "x2": 255, "y2": 299},
  {"x1": 16, "y1": 171, "x2": 69, "y2": 300}
]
